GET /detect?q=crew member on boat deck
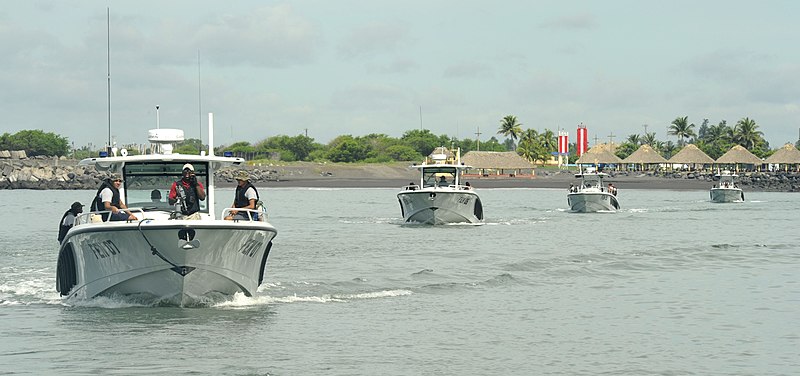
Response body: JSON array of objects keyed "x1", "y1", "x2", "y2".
[
  {"x1": 94, "y1": 174, "x2": 137, "y2": 221},
  {"x1": 150, "y1": 189, "x2": 162, "y2": 203},
  {"x1": 464, "y1": 181, "x2": 472, "y2": 190},
  {"x1": 58, "y1": 201, "x2": 83, "y2": 243},
  {"x1": 225, "y1": 170, "x2": 260, "y2": 221},
  {"x1": 408, "y1": 182, "x2": 417, "y2": 190},
  {"x1": 439, "y1": 175, "x2": 448, "y2": 186},
  {"x1": 168, "y1": 163, "x2": 206, "y2": 220},
  {"x1": 608, "y1": 183, "x2": 617, "y2": 196}
]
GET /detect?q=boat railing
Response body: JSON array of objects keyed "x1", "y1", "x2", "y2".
[
  {"x1": 402, "y1": 183, "x2": 473, "y2": 191},
  {"x1": 221, "y1": 207, "x2": 269, "y2": 222},
  {"x1": 75, "y1": 208, "x2": 146, "y2": 225}
]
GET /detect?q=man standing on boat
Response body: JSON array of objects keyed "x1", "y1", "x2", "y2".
[
  {"x1": 58, "y1": 201, "x2": 83, "y2": 243},
  {"x1": 168, "y1": 163, "x2": 206, "y2": 220}
]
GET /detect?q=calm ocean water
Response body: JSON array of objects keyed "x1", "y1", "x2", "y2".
[{"x1": 0, "y1": 187, "x2": 798, "y2": 375}]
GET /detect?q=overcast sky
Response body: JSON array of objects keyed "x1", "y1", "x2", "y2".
[{"x1": 2, "y1": 1, "x2": 799, "y2": 150}]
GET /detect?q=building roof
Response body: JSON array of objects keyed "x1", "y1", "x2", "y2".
[
  {"x1": 575, "y1": 143, "x2": 623, "y2": 164},
  {"x1": 667, "y1": 144, "x2": 715, "y2": 164},
  {"x1": 621, "y1": 144, "x2": 667, "y2": 164},
  {"x1": 461, "y1": 151, "x2": 534, "y2": 169},
  {"x1": 764, "y1": 143, "x2": 800, "y2": 164},
  {"x1": 715, "y1": 145, "x2": 763, "y2": 165}
]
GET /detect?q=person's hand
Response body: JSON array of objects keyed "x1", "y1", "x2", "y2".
[{"x1": 189, "y1": 175, "x2": 197, "y2": 186}]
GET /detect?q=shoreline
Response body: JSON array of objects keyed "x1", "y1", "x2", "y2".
[{"x1": 1, "y1": 158, "x2": 798, "y2": 191}]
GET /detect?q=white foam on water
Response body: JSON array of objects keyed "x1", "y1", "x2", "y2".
[{"x1": 214, "y1": 289, "x2": 413, "y2": 309}]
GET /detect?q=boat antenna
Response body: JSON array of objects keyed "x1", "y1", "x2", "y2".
[
  {"x1": 197, "y1": 49, "x2": 203, "y2": 152},
  {"x1": 155, "y1": 105, "x2": 160, "y2": 129},
  {"x1": 106, "y1": 7, "x2": 111, "y2": 153}
]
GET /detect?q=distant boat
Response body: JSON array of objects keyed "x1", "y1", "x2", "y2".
[
  {"x1": 567, "y1": 171, "x2": 620, "y2": 213},
  {"x1": 397, "y1": 147, "x2": 483, "y2": 224},
  {"x1": 56, "y1": 124, "x2": 277, "y2": 306},
  {"x1": 710, "y1": 170, "x2": 744, "y2": 203}
]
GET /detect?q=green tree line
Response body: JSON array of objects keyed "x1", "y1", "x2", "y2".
[{"x1": 3, "y1": 115, "x2": 795, "y2": 162}]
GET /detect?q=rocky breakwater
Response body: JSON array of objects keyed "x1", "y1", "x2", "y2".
[
  {"x1": 0, "y1": 157, "x2": 281, "y2": 190},
  {"x1": 631, "y1": 170, "x2": 800, "y2": 192},
  {"x1": 0, "y1": 157, "x2": 103, "y2": 190}
]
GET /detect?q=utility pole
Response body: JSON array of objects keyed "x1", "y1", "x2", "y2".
[
  {"x1": 642, "y1": 124, "x2": 648, "y2": 135},
  {"x1": 475, "y1": 126, "x2": 482, "y2": 151},
  {"x1": 593, "y1": 134, "x2": 600, "y2": 146}
]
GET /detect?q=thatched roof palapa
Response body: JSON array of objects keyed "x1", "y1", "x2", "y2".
[
  {"x1": 764, "y1": 143, "x2": 800, "y2": 164},
  {"x1": 461, "y1": 151, "x2": 534, "y2": 170},
  {"x1": 668, "y1": 144, "x2": 715, "y2": 164},
  {"x1": 575, "y1": 143, "x2": 623, "y2": 164},
  {"x1": 715, "y1": 145, "x2": 763, "y2": 165},
  {"x1": 622, "y1": 144, "x2": 667, "y2": 164}
]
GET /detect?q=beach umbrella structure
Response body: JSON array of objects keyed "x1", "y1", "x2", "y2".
[
  {"x1": 575, "y1": 143, "x2": 623, "y2": 170},
  {"x1": 715, "y1": 145, "x2": 763, "y2": 172},
  {"x1": 667, "y1": 144, "x2": 715, "y2": 171},
  {"x1": 461, "y1": 151, "x2": 535, "y2": 177},
  {"x1": 764, "y1": 143, "x2": 800, "y2": 172},
  {"x1": 621, "y1": 144, "x2": 667, "y2": 171}
]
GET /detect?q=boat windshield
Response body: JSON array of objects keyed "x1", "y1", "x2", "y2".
[
  {"x1": 122, "y1": 162, "x2": 209, "y2": 212},
  {"x1": 422, "y1": 167, "x2": 457, "y2": 187}
]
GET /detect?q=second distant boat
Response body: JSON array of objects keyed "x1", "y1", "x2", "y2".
[
  {"x1": 567, "y1": 171, "x2": 620, "y2": 213},
  {"x1": 397, "y1": 147, "x2": 483, "y2": 224}
]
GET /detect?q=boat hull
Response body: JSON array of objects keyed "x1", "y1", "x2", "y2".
[
  {"x1": 57, "y1": 220, "x2": 276, "y2": 305},
  {"x1": 710, "y1": 188, "x2": 744, "y2": 203},
  {"x1": 568, "y1": 192, "x2": 620, "y2": 213},
  {"x1": 397, "y1": 189, "x2": 483, "y2": 224}
]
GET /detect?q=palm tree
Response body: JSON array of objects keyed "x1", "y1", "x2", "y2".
[
  {"x1": 668, "y1": 116, "x2": 696, "y2": 146},
  {"x1": 733, "y1": 117, "x2": 763, "y2": 150},
  {"x1": 642, "y1": 132, "x2": 658, "y2": 147},
  {"x1": 626, "y1": 134, "x2": 641, "y2": 145},
  {"x1": 662, "y1": 141, "x2": 677, "y2": 159},
  {"x1": 497, "y1": 115, "x2": 523, "y2": 151},
  {"x1": 519, "y1": 128, "x2": 539, "y2": 145},
  {"x1": 539, "y1": 129, "x2": 557, "y2": 154}
]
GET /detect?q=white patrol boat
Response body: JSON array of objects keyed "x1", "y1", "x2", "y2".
[
  {"x1": 710, "y1": 170, "x2": 745, "y2": 203},
  {"x1": 56, "y1": 116, "x2": 277, "y2": 306},
  {"x1": 567, "y1": 170, "x2": 620, "y2": 213},
  {"x1": 397, "y1": 147, "x2": 483, "y2": 225}
]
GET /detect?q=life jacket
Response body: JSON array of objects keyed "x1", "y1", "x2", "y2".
[
  {"x1": 58, "y1": 210, "x2": 75, "y2": 243},
  {"x1": 91, "y1": 179, "x2": 120, "y2": 221},
  {"x1": 234, "y1": 182, "x2": 260, "y2": 220},
  {"x1": 234, "y1": 182, "x2": 259, "y2": 208},
  {"x1": 174, "y1": 179, "x2": 201, "y2": 215}
]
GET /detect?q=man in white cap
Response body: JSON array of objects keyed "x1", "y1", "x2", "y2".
[{"x1": 169, "y1": 163, "x2": 206, "y2": 219}]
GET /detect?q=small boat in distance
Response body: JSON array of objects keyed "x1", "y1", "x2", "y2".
[
  {"x1": 397, "y1": 147, "x2": 483, "y2": 224},
  {"x1": 710, "y1": 170, "x2": 745, "y2": 203},
  {"x1": 567, "y1": 170, "x2": 620, "y2": 213},
  {"x1": 56, "y1": 117, "x2": 278, "y2": 306}
]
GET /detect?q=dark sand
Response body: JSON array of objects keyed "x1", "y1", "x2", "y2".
[{"x1": 218, "y1": 163, "x2": 715, "y2": 191}]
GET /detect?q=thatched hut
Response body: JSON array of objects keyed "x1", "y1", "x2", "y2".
[
  {"x1": 575, "y1": 143, "x2": 623, "y2": 168},
  {"x1": 667, "y1": 144, "x2": 715, "y2": 171},
  {"x1": 764, "y1": 143, "x2": 800, "y2": 172},
  {"x1": 461, "y1": 151, "x2": 535, "y2": 176},
  {"x1": 715, "y1": 145, "x2": 763, "y2": 171},
  {"x1": 621, "y1": 144, "x2": 667, "y2": 171}
]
